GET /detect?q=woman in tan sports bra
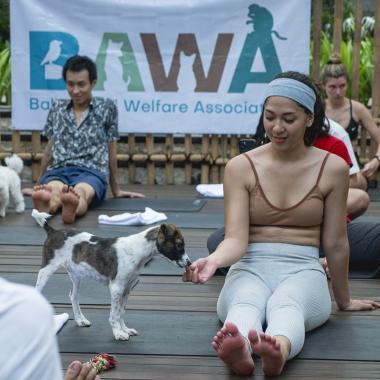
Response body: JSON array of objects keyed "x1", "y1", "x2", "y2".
[
  {"x1": 321, "y1": 53, "x2": 380, "y2": 190},
  {"x1": 183, "y1": 71, "x2": 380, "y2": 376}
]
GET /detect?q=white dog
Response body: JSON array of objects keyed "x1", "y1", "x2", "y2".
[
  {"x1": 31, "y1": 209, "x2": 191, "y2": 340},
  {"x1": 0, "y1": 154, "x2": 25, "y2": 217}
]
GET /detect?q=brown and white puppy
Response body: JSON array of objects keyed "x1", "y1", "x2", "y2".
[{"x1": 32, "y1": 209, "x2": 191, "y2": 340}]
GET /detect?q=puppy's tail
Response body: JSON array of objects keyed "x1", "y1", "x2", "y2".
[{"x1": 31, "y1": 209, "x2": 54, "y2": 233}]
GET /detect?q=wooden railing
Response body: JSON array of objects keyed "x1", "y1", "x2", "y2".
[{"x1": 0, "y1": 131, "x2": 245, "y2": 184}]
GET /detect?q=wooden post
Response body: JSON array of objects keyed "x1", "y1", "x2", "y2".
[
  {"x1": 12, "y1": 131, "x2": 21, "y2": 153},
  {"x1": 312, "y1": 0, "x2": 323, "y2": 82},
  {"x1": 219, "y1": 135, "x2": 228, "y2": 182},
  {"x1": 31, "y1": 131, "x2": 41, "y2": 181},
  {"x1": 184, "y1": 134, "x2": 192, "y2": 184},
  {"x1": 210, "y1": 135, "x2": 219, "y2": 183},
  {"x1": 230, "y1": 135, "x2": 239, "y2": 158},
  {"x1": 146, "y1": 134, "x2": 155, "y2": 184},
  {"x1": 372, "y1": 0, "x2": 380, "y2": 160},
  {"x1": 201, "y1": 135, "x2": 210, "y2": 183},
  {"x1": 351, "y1": 0, "x2": 362, "y2": 101},
  {"x1": 165, "y1": 134, "x2": 174, "y2": 184},
  {"x1": 128, "y1": 134, "x2": 136, "y2": 184},
  {"x1": 333, "y1": 0, "x2": 343, "y2": 54}
]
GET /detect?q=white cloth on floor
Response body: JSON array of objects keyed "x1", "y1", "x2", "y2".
[
  {"x1": 98, "y1": 207, "x2": 167, "y2": 226},
  {"x1": 196, "y1": 184, "x2": 224, "y2": 198},
  {"x1": 53, "y1": 313, "x2": 69, "y2": 334}
]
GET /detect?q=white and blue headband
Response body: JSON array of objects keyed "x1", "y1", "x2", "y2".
[{"x1": 263, "y1": 78, "x2": 316, "y2": 113}]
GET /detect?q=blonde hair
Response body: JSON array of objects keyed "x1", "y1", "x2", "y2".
[{"x1": 320, "y1": 53, "x2": 349, "y2": 84}]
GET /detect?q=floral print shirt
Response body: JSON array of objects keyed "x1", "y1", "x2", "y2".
[{"x1": 43, "y1": 97, "x2": 119, "y2": 178}]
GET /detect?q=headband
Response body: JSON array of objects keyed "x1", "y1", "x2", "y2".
[{"x1": 263, "y1": 78, "x2": 316, "y2": 113}]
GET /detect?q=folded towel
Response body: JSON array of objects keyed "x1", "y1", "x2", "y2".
[
  {"x1": 98, "y1": 207, "x2": 167, "y2": 226},
  {"x1": 196, "y1": 184, "x2": 224, "y2": 198},
  {"x1": 53, "y1": 313, "x2": 69, "y2": 334}
]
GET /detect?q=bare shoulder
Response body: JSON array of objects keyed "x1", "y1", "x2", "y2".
[
  {"x1": 352, "y1": 99, "x2": 371, "y2": 116},
  {"x1": 227, "y1": 149, "x2": 255, "y2": 169},
  {"x1": 323, "y1": 152, "x2": 349, "y2": 184},
  {"x1": 224, "y1": 148, "x2": 264, "y2": 188}
]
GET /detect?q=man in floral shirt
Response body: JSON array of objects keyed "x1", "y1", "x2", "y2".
[{"x1": 32, "y1": 55, "x2": 144, "y2": 223}]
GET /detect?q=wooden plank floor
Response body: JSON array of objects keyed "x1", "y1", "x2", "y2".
[{"x1": 1, "y1": 185, "x2": 380, "y2": 379}]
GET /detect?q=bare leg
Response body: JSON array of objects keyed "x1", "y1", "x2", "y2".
[
  {"x1": 212, "y1": 322, "x2": 255, "y2": 376},
  {"x1": 61, "y1": 186, "x2": 80, "y2": 224},
  {"x1": 249, "y1": 330, "x2": 290, "y2": 376},
  {"x1": 349, "y1": 172, "x2": 368, "y2": 190},
  {"x1": 32, "y1": 184, "x2": 53, "y2": 213}
]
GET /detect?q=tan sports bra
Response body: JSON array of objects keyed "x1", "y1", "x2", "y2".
[{"x1": 243, "y1": 152, "x2": 330, "y2": 247}]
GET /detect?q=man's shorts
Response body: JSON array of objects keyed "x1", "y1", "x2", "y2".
[{"x1": 39, "y1": 166, "x2": 107, "y2": 207}]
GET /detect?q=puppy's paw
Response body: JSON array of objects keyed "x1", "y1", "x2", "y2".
[
  {"x1": 15, "y1": 202, "x2": 25, "y2": 213},
  {"x1": 113, "y1": 329, "x2": 131, "y2": 341},
  {"x1": 76, "y1": 318, "x2": 91, "y2": 327},
  {"x1": 124, "y1": 327, "x2": 138, "y2": 336}
]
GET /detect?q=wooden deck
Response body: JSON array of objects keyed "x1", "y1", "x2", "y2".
[{"x1": 1, "y1": 185, "x2": 380, "y2": 380}]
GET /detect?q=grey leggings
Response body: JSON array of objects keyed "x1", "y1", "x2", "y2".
[{"x1": 217, "y1": 242, "x2": 331, "y2": 359}]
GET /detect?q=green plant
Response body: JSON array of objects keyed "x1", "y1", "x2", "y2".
[{"x1": 0, "y1": 40, "x2": 11, "y2": 104}]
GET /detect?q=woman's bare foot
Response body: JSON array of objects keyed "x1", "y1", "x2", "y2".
[
  {"x1": 64, "y1": 361, "x2": 100, "y2": 380},
  {"x1": 61, "y1": 186, "x2": 80, "y2": 224},
  {"x1": 212, "y1": 322, "x2": 255, "y2": 376},
  {"x1": 32, "y1": 185, "x2": 52, "y2": 212},
  {"x1": 249, "y1": 330, "x2": 289, "y2": 376}
]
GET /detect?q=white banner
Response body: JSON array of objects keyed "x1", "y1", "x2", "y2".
[{"x1": 10, "y1": 0, "x2": 311, "y2": 134}]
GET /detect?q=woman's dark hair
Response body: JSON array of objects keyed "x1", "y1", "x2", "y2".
[
  {"x1": 62, "y1": 55, "x2": 97, "y2": 82},
  {"x1": 254, "y1": 71, "x2": 325, "y2": 146},
  {"x1": 320, "y1": 53, "x2": 349, "y2": 84}
]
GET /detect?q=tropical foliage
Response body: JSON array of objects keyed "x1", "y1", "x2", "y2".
[
  {"x1": 311, "y1": 0, "x2": 375, "y2": 105},
  {"x1": 0, "y1": 40, "x2": 11, "y2": 104}
]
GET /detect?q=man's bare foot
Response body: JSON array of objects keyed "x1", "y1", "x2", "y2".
[
  {"x1": 212, "y1": 322, "x2": 255, "y2": 376},
  {"x1": 32, "y1": 185, "x2": 52, "y2": 212},
  {"x1": 61, "y1": 186, "x2": 80, "y2": 224},
  {"x1": 249, "y1": 330, "x2": 288, "y2": 376}
]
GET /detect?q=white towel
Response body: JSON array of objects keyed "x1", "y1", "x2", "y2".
[
  {"x1": 53, "y1": 313, "x2": 69, "y2": 334},
  {"x1": 98, "y1": 207, "x2": 167, "y2": 226},
  {"x1": 196, "y1": 184, "x2": 224, "y2": 198}
]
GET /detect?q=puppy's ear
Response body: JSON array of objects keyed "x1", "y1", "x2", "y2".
[{"x1": 160, "y1": 224, "x2": 168, "y2": 235}]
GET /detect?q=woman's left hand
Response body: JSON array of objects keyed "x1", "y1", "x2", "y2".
[
  {"x1": 182, "y1": 257, "x2": 218, "y2": 284},
  {"x1": 361, "y1": 158, "x2": 380, "y2": 178},
  {"x1": 340, "y1": 298, "x2": 380, "y2": 311}
]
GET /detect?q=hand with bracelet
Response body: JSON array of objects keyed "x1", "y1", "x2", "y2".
[{"x1": 361, "y1": 155, "x2": 380, "y2": 178}]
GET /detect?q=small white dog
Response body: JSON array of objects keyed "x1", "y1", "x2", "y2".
[
  {"x1": 0, "y1": 154, "x2": 25, "y2": 217},
  {"x1": 32, "y1": 209, "x2": 191, "y2": 340}
]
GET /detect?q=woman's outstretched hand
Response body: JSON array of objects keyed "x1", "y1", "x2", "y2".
[
  {"x1": 182, "y1": 257, "x2": 218, "y2": 284},
  {"x1": 340, "y1": 299, "x2": 380, "y2": 311}
]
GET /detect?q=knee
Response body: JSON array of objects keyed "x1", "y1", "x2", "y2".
[
  {"x1": 207, "y1": 228, "x2": 225, "y2": 253},
  {"x1": 347, "y1": 189, "x2": 370, "y2": 219},
  {"x1": 266, "y1": 294, "x2": 302, "y2": 315}
]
